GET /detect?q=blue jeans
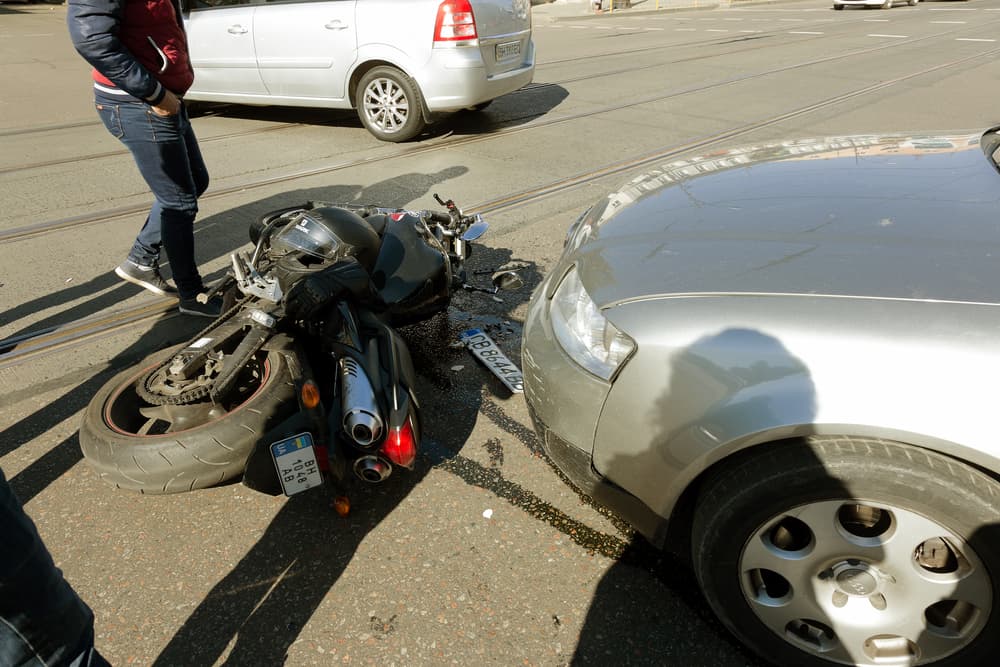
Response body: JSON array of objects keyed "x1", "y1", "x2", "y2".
[
  {"x1": 95, "y1": 92, "x2": 210, "y2": 300},
  {"x1": 0, "y1": 469, "x2": 109, "y2": 667}
]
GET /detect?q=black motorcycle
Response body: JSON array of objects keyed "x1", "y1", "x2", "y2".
[{"x1": 79, "y1": 195, "x2": 522, "y2": 500}]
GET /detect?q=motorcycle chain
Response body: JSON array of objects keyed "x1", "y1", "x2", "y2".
[{"x1": 136, "y1": 292, "x2": 254, "y2": 406}]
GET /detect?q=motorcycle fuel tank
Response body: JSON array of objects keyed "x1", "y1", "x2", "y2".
[{"x1": 370, "y1": 213, "x2": 451, "y2": 324}]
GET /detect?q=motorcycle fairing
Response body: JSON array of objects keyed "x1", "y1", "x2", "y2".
[{"x1": 370, "y1": 214, "x2": 452, "y2": 324}]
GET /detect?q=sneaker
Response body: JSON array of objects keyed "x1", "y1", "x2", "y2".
[
  {"x1": 178, "y1": 293, "x2": 223, "y2": 319},
  {"x1": 115, "y1": 260, "x2": 177, "y2": 296}
]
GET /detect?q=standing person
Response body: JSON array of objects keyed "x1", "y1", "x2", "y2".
[
  {"x1": 1, "y1": 468, "x2": 111, "y2": 666},
  {"x1": 67, "y1": 0, "x2": 222, "y2": 318}
]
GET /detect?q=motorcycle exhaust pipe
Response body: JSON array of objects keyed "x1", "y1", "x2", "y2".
[
  {"x1": 353, "y1": 455, "x2": 392, "y2": 483},
  {"x1": 339, "y1": 356, "x2": 384, "y2": 447}
]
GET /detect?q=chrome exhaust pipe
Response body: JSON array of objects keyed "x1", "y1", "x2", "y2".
[
  {"x1": 353, "y1": 455, "x2": 392, "y2": 483},
  {"x1": 339, "y1": 356, "x2": 383, "y2": 447}
]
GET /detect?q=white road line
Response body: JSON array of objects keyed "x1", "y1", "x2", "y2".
[
  {"x1": 868, "y1": 33, "x2": 908, "y2": 38},
  {"x1": 740, "y1": 30, "x2": 764, "y2": 33},
  {"x1": 864, "y1": 19, "x2": 890, "y2": 22},
  {"x1": 779, "y1": 18, "x2": 806, "y2": 22},
  {"x1": 789, "y1": 31, "x2": 824, "y2": 35},
  {"x1": 707, "y1": 29, "x2": 729, "y2": 32},
  {"x1": 928, "y1": 7, "x2": 976, "y2": 10},
  {"x1": 956, "y1": 37, "x2": 996, "y2": 42},
  {"x1": 930, "y1": 21, "x2": 967, "y2": 24},
  {"x1": 675, "y1": 28, "x2": 697, "y2": 31}
]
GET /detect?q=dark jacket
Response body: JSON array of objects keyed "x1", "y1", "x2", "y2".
[{"x1": 67, "y1": 0, "x2": 195, "y2": 105}]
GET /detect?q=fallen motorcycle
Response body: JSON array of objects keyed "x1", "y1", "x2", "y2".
[{"x1": 79, "y1": 195, "x2": 522, "y2": 500}]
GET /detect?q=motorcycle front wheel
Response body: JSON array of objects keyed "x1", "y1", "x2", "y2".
[{"x1": 79, "y1": 345, "x2": 296, "y2": 494}]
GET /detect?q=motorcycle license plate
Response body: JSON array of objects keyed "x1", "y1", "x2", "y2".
[
  {"x1": 270, "y1": 432, "x2": 323, "y2": 496},
  {"x1": 460, "y1": 329, "x2": 523, "y2": 393}
]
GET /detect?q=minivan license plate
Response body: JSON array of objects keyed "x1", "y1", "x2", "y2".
[
  {"x1": 460, "y1": 329, "x2": 523, "y2": 393},
  {"x1": 495, "y1": 41, "x2": 520, "y2": 60},
  {"x1": 271, "y1": 432, "x2": 323, "y2": 496}
]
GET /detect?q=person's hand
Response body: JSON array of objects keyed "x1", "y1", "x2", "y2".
[{"x1": 151, "y1": 90, "x2": 181, "y2": 116}]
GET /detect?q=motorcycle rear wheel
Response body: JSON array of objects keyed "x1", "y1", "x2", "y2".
[{"x1": 79, "y1": 345, "x2": 296, "y2": 494}]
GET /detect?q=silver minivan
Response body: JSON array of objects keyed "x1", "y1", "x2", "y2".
[{"x1": 181, "y1": 0, "x2": 535, "y2": 141}]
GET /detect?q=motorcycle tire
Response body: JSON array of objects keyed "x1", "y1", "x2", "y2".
[{"x1": 79, "y1": 345, "x2": 297, "y2": 494}]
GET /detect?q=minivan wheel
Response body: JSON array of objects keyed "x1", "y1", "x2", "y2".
[
  {"x1": 356, "y1": 66, "x2": 426, "y2": 142},
  {"x1": 692, "y1": 437, "x2": 1000, "y2": 667}
]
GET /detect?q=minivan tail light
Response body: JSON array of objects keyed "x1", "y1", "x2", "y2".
[{"x1": 434, "y1": 0, "x2": 478, "y2": 44}]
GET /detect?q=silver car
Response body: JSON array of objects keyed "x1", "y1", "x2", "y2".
[
  {"x1": 181, "y1": 0, "x2": 534, "y2": 142},
  {"x1": 522, "y1": 128, "x2": 1000, "y2": 666},
  {"x1": 833, "y1": 0, "x2": 917, "y2": 9}
]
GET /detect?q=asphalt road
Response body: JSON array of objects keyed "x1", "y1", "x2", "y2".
[{"x1": 2, "y1": 0, "x2": 999, "y2": 664}]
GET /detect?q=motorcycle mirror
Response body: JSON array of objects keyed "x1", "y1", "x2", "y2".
[
  {"x1": 460, "y1": 219, "x2": 489, "y2": 242},
  {"x1": 492, "y1": 270, "x2": 524, "y2": 292}
]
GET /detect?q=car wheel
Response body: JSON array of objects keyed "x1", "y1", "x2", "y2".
[
  {"x1": 908, "y1": 0, "x2": 917, "y2": 5},
  {"x1": 881, "y1": 0, "x2": 892, "y2": 8},
  {"x1": 833, "y1": 3, "x2": 844, "y2": 8},
  {"x1": 692, "y1": 437, "x2": 1000, "y2": 667},
  {"x1": 356, "y1": 66, "x2": 426, "y2": 143}
]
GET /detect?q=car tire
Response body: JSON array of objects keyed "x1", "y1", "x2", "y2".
[
  {"x1": 833, "y1": 3, "x2": 844, "y2": 8},
  {"x1": 881, "y1": 0, "x2": 893, "y2": 7},
  {"x1": 691, "y1": 437, "x2": 1000, "y2": 667},
  {"x1": 908, "y1": 0, "x2": 918, "y2": 5},
  {"x1": 356, "y1": 66, "x2": 426, "y2": 143}
]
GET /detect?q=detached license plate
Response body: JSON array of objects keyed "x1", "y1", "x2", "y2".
[
  {"x1": 270, "y1": 432, "x2": 323, "y2": 496},
  {"x1": 460, "y1": 328, "x2": 523, "y2": 393},
  {"x1": 495, "y1": 40, "x2": 520, "y2": 60}
]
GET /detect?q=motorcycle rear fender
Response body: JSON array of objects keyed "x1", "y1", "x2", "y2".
[{"x1": 242, "y1": 336, "x2": 338, "y2": 494}]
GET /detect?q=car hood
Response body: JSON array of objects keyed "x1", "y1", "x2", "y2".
[{"x1": 568, "y1": 131, "x2": 1000, "y2": 308}]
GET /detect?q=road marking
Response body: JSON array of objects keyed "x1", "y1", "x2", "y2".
[
  {"x1": 930, "y1": 21, "x2": 967, "y2": 24},
  {"x1": 707, "y1": 29, "x2": 730, "y2": 32},
  {"x1": 864, "y1": 19, "x2": 890, "y2": 22},
  {"x1": 868, "y1": 34, "x2": 908, "y2": 38},
  {"x1": 928, "y1": 7, "x2": 976, "y2": 10},
  {"x1": 779, "y1": 18, "x2": 806, "y2": 22},
  {"x1": 675, "y1": 28, "x2": 697, "y2": 31},
  {"x1": 789, "y1": 31, "x2": 825, "y2": 35},
  {"x1": 956, "y1": 37, "x2": 996, "y2": 42},
  {"x1": 740, "y1": 29, "x2": 764, "y2": 33}
]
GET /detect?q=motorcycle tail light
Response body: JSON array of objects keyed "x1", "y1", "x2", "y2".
[{"x1": 381, "y1": 420, "x2": 417, "y2": 469}]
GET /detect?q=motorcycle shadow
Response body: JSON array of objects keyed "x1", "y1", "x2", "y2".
[{"x1": 153, "y1": 246, "x2": 542, "y2": 666}]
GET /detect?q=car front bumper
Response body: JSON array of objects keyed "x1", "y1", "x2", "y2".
[{"x1": 522, "y1": 279, "x2": 668, "y2": 544}]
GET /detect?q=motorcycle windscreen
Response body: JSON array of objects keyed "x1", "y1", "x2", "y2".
[
  {"x1": 370, "y1": 215, "x2": 451, "y2": 319},
  {"x1": 270, "y1": 212, "x2": 342, "y2": 259}
]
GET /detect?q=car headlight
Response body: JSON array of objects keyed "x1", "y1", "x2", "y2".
[{"x1": 550, "y1": 267, "x2": 635, "y2": 381}]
